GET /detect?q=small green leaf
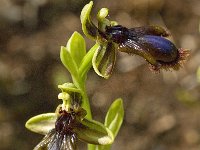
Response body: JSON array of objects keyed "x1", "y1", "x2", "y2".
[
  {"x1": 58, "y1": 83, "x2": 81, "y2": 93},
  {"x1": 80, "y1": 1, "x2": 98, "y2": 39},
  {"x1": 75, "y1": 118, "x2": 114, "y2": 145},
  {"x1": 60, "y1": 46, "x2": 78, "y2": 78},
  {"x1": 25, "y1": 113, "x2": 56, "y2": 135},
  {"x1": 67, "y1": 31, "x2": 86, "y2": 67},
  {"x1": 105, "y1": 98, "x2": 124, "y2": 137},
  {"x1": 92, "y1": 42, "x2": 116, "y2": 79},
  {"x1": 79, "y1": 43, "x2": 100, "y2": 79}
]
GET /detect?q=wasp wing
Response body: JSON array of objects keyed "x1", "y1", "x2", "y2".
[
  {"x1": 47, "y1": 133, "x2": 63, "y2": 150},
  {"x1": 47, "y1": 134, "x2": 77, "y2": 150},
  {"x1": 33, "y1": 129, "x2": 56, "y2": 150},
  {"x1": 33, "y1": 130, "x2": 77, "y2": 150},
  {"x1": 129, "y1": 25, "x2": 170, "y2": 37},
  {"x1": 60, "y1": 134, "x2": 77, "y2": 150}
]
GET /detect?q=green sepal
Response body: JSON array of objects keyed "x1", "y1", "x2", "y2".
[
  {"x1": 25, "y1": 113, "x2": 56, "y2": 135},
  {"x1": 75, "y1": 118, "x2": 114, "y2": 145},
  {"x1": 97, "y1": 8, "x2": 110, "y2": 32},
  {"x1": 97, "y1": 8, "x2": 108, "y2": 19},
  {"x1": 92, "y1": 42, "x2": 116, "y2": 79},
  {"x1": 80, "y1": 1, "x2": 98, "y2": 39},
  {"x1": 93, "y1": 98, "x2": 124, "y2": 150},
  {"x1": 67, "y1": 31, "x2": 86, "y2": 67},
  {"x1": 60, "y1": 46, "x2": 79, "y2": 78},
  {"x1": 58, "y1": 83, "x2": 81, "y2": 93}
]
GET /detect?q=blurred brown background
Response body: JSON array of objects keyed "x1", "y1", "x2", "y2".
[{"x1": 0, "y1": 0, "x2": 200, "y2": 149}]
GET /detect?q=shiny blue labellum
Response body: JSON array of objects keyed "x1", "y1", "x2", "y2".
[
  {"x1": 101, "y1": 25, "x2": 189, "y2": 71},
  {"x1": 138, "y1": 35, "x2": 178, "y2": 63}
]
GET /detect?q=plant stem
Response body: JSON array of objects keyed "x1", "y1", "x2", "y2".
[
  {"x1": 72, "y1": 75, "x2": 92, "y2": 119},
  {"x1": 72, "y1": 44, "x2": 100, "y2": 119},
  {"x1": 81, "y1": 86, "x2": 92, "y2": 119},
  {"x1": 72, "y1": 44, "x2": 100, "y2": 150}
]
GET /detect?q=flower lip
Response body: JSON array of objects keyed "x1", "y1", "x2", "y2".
[
  {"x1": 103, "y1": 25, "x2": 130, "y2": 43},
  {"x1": 137, "y1": 35, "x2": 189, "y2": 71},
  {"x1": 99, "y1": 24, "x2": 189, "y2": 72},
  {"x1": 33, "y1": 108, "x2": 79, "y2": 150},
  {"x1": 139, "y1": 35, "x2": 178, "y2": 63},
  {"x1": 55, "y1": 109, "x2": 76, "y2": 135},
  {"x1": 149, "y1": 47, "x2": 189, "y2": 71}
]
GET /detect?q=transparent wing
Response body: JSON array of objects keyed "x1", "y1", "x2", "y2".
[
  {"x1": 47, "y1": 133, "x2": 64, "y2": 150},
  {"x1": 60, "y1": 134, "x2": 77, "y2": 150},
  {"x1": 34, "y1": 129, "x2": 56, "y2": 150},
  {"x1": 34, "y1": 129, "x2": 71, "y2": 150},
  {"x1": 129, "y1": 25, "x2": 169, "y2": 37}
]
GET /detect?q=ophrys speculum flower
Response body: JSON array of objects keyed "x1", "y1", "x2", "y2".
[
  {"x1": 81, "y1": 1, "x2": 189, "y2": 78},
  {"x1": 25, "y1": 1, "x2": 188, "y2": 150},
  {"x1": 103, "y1": 25, "x2": 189, "y2": 71},
  {"x1": 26, "y1": 2, "x2": 126, "y2": 149},
  {"x1": 33, "y1": 107, "x2": 82, "y2": 150},
  {"x1": 26, "y1": 91, "x2": 114, "y2": 150}
]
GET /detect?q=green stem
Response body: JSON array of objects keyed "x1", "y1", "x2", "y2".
[
  {"x1": 81, "y1": 84, "x2": 92, "y2": 119},
  {"x1": 72, "y1": 44, "x2": 100, "y2": 119},
  {"x1": 71, "y1": 44, "x2": 100, "y2": 149},
  {"x1": 72, "y1": 71, "x2": 92, "y2": 119}
]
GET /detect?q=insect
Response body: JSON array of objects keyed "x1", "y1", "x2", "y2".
[
  {"x1": 99, "y1": 25, "x2": 189, "y2": 71},
  {"x1": 34, "y1": 108, "x2": 77, "y2": 150}
]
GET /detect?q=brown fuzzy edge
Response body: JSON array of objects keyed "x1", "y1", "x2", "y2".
[{"x1": 149, "y1": 48, "x2": 190, "y2": 72}]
